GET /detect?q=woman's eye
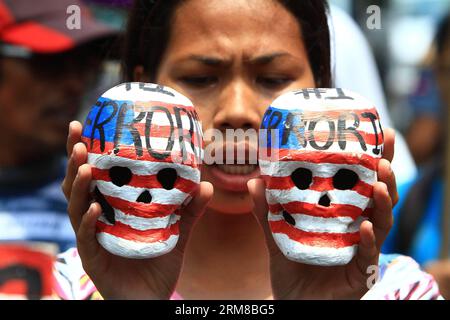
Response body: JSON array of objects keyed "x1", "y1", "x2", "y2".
[
  {"x1": 180, "y1": 76, "x2": 218, "y2": 88},
  {"x1": 257, "y1": 76, "x2": 292, "y2": 89}
]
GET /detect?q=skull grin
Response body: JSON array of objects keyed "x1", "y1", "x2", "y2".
[
  {"x1": 260, "y1": 88, "x2": 383, "y2": 266},
  {"x1": 82, "y1": 83, "x2": 203, "y2": 259}
]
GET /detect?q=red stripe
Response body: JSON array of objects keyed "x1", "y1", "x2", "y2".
[
  {"x1": 83, "y1": 137, "x2": 200, "y2": 167},
  {"x1": 268, "y1": 202, "x2": 372, "y2": 220},
  {"x1": 133, "y1": 123, "x2": 202, "y2": 148},
  {"x1": 260, "y1": 150, "x2": 379, "y2": 171},
  {"x1": 416, "y1": 279, "x2": 435, "y2": 300},
  {"x1": 404, "y1": 281, "x2": 421, "y2": 300},
  {"x1": 96, "y1": 220, "x2": 179, "y2": 243},
  {"x1": 102, "y1": 194, "x2": 179, "y2": 218},
  {"x1": 305, "y1": 130, "x2": 383, "y2": 147},
  {"x1": 269, "y1": 220, "x2": 360, "y2": 248},
  {"x1": 301, "y1": 109, "x2": 380, "y2": 122},
  {"x1": 263, "y1": 175, "x2": 373, "y2": 198},
  {"x1": 92, "y1": 167, "x2": 198, "y2": 194}
]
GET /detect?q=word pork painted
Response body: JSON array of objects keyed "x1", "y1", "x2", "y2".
[
  {"x1": 259, "y1": 88, "x2": 383, "y2": 266},
  {"x1": 81, "y1": 82, "x2": 203, "y2": 259}
]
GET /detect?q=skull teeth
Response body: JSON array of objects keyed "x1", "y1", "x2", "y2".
[
  {"x1": 282, "y1": 211, "x2": 296, "y2": 226},
  {"x1": 94, "y1": 187, "x2": 115, "y2": 225},
  {"x1": 216, "y1": 164, "x2": 257, "y2": 175}
]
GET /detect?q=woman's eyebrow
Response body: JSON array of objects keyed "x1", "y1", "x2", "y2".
[
  {"x1": 176, "y1": 52, "x2": 293, "y2": 66},
  {"x1": 246, "y1": 52, "x2": 291, "y2": 65},
  {"x1": 182, "y1": 55, "x2": 232, "y2": 66}
]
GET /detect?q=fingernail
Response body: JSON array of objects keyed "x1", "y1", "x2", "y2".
[
  {"x1": 68, "y1": 122, "x2": 75, "y2": 138},
  {"x1": 88, "y1": 203, "x2": 95, "y2": 214}
]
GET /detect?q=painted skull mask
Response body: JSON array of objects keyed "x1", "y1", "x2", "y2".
[
  {"x1": 259, "y1": 88, "x2": 384, "y2": 266},
  {"x1": 81, "y1": 82, "x2": 203, "y2": 259}
]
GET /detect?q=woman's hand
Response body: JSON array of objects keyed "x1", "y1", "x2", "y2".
[
  {"x1": 62, "y1": 121, "x2": 213, "y2": 299},
  {"x1": 248, "y1": 128, "x2": 398, "y2": 299}
]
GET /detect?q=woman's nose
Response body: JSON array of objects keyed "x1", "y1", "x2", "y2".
[{"x1": 213, "y1": 81, "x2": 262, "y2": 131}]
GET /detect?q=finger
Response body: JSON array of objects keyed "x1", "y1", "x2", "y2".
[
  {"x1": 371, "y1": 181, "x2": 393, "y2": 250},
  {"x1": 352, "y1": 221, "x2": 379, "y2": 284},
  {"x1": 382, "y1": 128, "x2": 395, "y2": 163},
  {"x1": 248, "y1": 178, "x2": 279, "y2": 255},
  {"x1": 77, "y1": 202, "x2": 102, "y2": 261},
  {"x1": 62, "y1": 142, "x2": 88, "y2": 200},
  {"x1": 177, "y1": 181, "x2": 214, "y2": 250},
  {"x1": 377, "y1": 158, "x2": 398, "y2": 206},
  {"x1": 67, "y1": 164, "x2": 93, "y2": 232},
  {"x1": 66, "y1": 121, "x2": 83, "y2": 157}
]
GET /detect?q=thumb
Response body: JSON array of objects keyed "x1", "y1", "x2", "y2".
[
  {"x1": 176, "y1": 181, "x2": 213, "y2": 251},
  {"x1": 247, "y1": 178, "x2": 280, "y2": 255}
]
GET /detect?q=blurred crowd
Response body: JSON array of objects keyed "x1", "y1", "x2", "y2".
[{"x1": 0, "y1": 0, "x2": 449, "y2": 299}]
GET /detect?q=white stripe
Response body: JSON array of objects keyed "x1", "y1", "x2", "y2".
[
  {"x1": 88, "y1": 153, "x2": 200, "y2": 183},
  {"x1": 270, "y1": 88, "x2": 376, "y2": 112},
  {"x1": 103, "y1": 82, "x2": 194, "y2": 107},
  {"x1": 291, "y1": 141, "x2": 382, "y2": 157},
  {"x1": 137, "y1": 112, "x2": 202, "y2": 138},
  {"x1": 351, "y1": 120, "x2": 382, "y2": 133},
  {"x1": 271, "y1": 232, "x2": 357, "y2": 266},
  {"x1": 259, "y1": 159, "x2": 376, "y2": 185},
  {"x1": 307, "y1": 117, "x2": 380, "y2": 133},
  {"x1": 98, "y1": 212, "x2": 180, "y2": 231},
  {"x1": 268, "y1": 212, "x2": 367, "y2": 233},
  {"x1": 266, "y1": 188, "x2": 371, "y2": 210},
  {"x1": 94, "y1": 181, "x2": 190, "y2": 205},
  {"x1": 96, "y1": 231, "x2": 179, "y2": 259},
  {"x1": 151, "y1": 112, "x2": 196, "y2": 130}
]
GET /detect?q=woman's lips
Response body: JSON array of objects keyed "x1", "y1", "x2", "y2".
[{"x1": 208, "y1": 164, "x2": 260, "y2": 192}]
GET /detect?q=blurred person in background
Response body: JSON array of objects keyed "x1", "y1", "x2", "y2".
[
  {"x1": 0, "y1": 0, "x2": 117, "y2": 252},
  {"x1": 329, "y1": 4, "x2": 417, "y2": 187},
  {"x1": 405, "y1": 64, "x2": 444, "y2": 167},
  {"x1": 382, "y1": 13, "x2": 450, "y2": 298}
]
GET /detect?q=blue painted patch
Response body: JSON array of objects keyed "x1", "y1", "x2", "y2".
[
  {"x1": 260, "y1": 105, "x2": 306, "y2": 151},
  {"x1": 82, "y1": 97, "x2": 136, "y2": 145}
]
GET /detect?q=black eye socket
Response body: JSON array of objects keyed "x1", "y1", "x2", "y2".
[
  {"x1": 109, "y1": 166, "x2": 132, "y2": 187},
  {"x1": 157, "y1": 168, "x2": 178, "y2": 190},
  {"x1": 333, "y1": 169, "x2": 359, "y2": 190},
  {"x1": 291, "y1": 168, "x2": 313, "y2": 190}
]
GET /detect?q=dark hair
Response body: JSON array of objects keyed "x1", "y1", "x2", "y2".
[
  {"x1": 436, "y1": 13, "x2": 450, "y2": 57},
  {"x1": 123, "y1": 0, "x2": 331, "y2": 87}
]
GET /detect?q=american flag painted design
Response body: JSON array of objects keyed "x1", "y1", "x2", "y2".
[
  {"x1": 259, "y1": 88, "x2": 383, "y2": 266},
  {"x1": 81, "y1": 82, "x2": 203, "y2": 259}
]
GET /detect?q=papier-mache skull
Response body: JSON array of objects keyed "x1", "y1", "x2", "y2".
[
  {"x1": 81, "y1": 82, "x2": 203, "y2": 259},
  {"x1": 259, "y1": 88, "x2": 383, "y2": 266}
]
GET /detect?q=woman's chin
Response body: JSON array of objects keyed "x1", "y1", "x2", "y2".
[{"x1": 207, "y1": 194, "x2": 254, "y2": 215}]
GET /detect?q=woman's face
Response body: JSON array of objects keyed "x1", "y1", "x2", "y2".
[{"x1": 148, "y1": 0, "x2": 315, "y2": 214}]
